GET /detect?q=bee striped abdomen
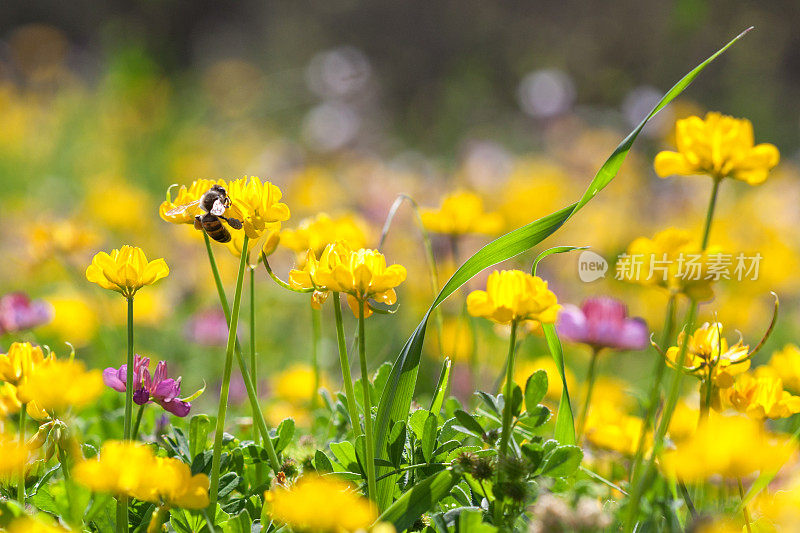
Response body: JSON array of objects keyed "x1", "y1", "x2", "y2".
[{"x1": 201, "y1": 215, "x2": 232, "y2": 243}]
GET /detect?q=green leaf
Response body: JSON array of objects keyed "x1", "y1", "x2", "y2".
[
  {"x1": 429, "y1": 357, "x2": 452, "y2": 415},
  {"x1": 453, "y1": 410, "x2": 484, "y2": 438},
  {"x1": 532, "y1": 246, "x2": 588, "y2": 276},
  {"x1": 314, "y1": 450, "x2": 334, "y2": 474},
  {"x1": 421, "y1": 412, "x2": 438, "y2": 463},
  {"x1": 377, "y1": 470, "x2": 460, "y2": 531},
  {"x1": 524, "y1": 370, "x2": 548, "y2": 413},
  {"x1": 543, "y1": 324, "x2": 575, "y2": 445},
  {"x1": 541, "y1": 445, "x2": 583, "y2": 478},
  {"x1": 408, "y1": 409, "x2": 430, "y2": 441},
  {"x1": 510, "y1": 384, "x2": 523, "y2": 418},
  {"x1": 459, "y1": 508, "x2": 498, "y2": 532},
  {"x1": 371, "y1": 31, "x2": 750, "y2": 511},
  {"x1": 329, "y1": 441, "x2": 359, "y2": 473},
  {"x1": 519, "y1": 405, "x2": 551, "y2": 429},
  {"x1": 189, "y1": 415, "x2": 212, "y2": 458},
  {"x1": 274, "y1": 418, "x2": 295, "y2": 454},
  {"x1": 387, "y1": 421, "x2": 407, "y2": 468}
]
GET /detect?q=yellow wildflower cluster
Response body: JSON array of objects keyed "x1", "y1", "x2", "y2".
[
  {"x1": 421, "y1": 190, "x2": 503, "y2": 236},
  {"x1": 160, "y1": 178, "x2": 227, "y2": 224},
  {"x1": 655, "y1": 112, "x2": 780, "y2": 184},
  {"x1": 0, "y1": 431, "x2": 29, "y2": 478},
  {"x1": 763, "y1": 344, "x2": 800, "y2": 393},
  {"x1": 290, "y1": 242, "x2": 407, "y2": 317},
  {"x1": 266, "y1": 475, "x2": 377, "y2": 533},
  {"x1": 6, "y1": 517, "x2": 68, "y2": 533},
  {"x1": 281, "y1": 212, "x2": 369, "y2": 261},
  {"x1": 665, "y1": 322, "x2": 750, "y2": 388},
  {"x1": 723, "y1": 372, "x2": 800, "y2": 420},
  {"x1": 86, "y1": 245, "x2": 169, "y2": 299},
  {"x1": 226, "y1": 176, "x2": 291, "y2": 239},
  {"x1": 74, "y1": 441, "x2": 209, "y2": 510},
  {"x1": 18, "y1": 359, "x2": 103, "y2": 413},
  {"x1": 467, "y1": 270, "x2": 560, "y2": 325},
  {"x1": 0, "y1": 342, "x2": 52, "y2": 418}
]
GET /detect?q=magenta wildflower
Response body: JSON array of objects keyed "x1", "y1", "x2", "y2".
[
  {"x1": 103, "y1": 354, "x2": 191, "y2": 417},
  {"x1": 557, "y1": 297, "x2": 648, "y2": 352},
  {"x1": 183, "y1": 309, "x2": 229, "y2": 347},
  {"x1": 0, "y1": 292, "x2": 53, "y2": 334}
]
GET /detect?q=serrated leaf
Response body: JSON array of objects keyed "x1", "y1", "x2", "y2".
[
  {"x1": 372, "y1": 32, "x2": 749, "y2": 511},
  {"x1": 524, "y1": 370, "x2": 548, "y2": 413},
  {"x1": 541, "y1": 445, "x2": 583, "y2": 478}
]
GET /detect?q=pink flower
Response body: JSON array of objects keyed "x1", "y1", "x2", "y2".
[
  {"x1": 183, "y1": 310, "x2": 230, "y2": 347},
  {"x1": 557, "y1": 297, "x2": 648, "y2": 352},
  {"x1": 103, "y1": 355, "x2": 191, "y2": 417},
  {"x1": 0, "y1": 293, "x2": 53, "y2": 334}
]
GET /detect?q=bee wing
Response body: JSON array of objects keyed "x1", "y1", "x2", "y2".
[
  {"x1": 210, "y1": 198, "x2": 226, "y2": 216},
  {"x1": 165, "y1": 199, "x2": 202, "y2": 217}
]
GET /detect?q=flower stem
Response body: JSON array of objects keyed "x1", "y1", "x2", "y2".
[
  {"x1": 333, "y1": 292, "x2": 363, "y2": 438},
  {"x1": 132, "y1": 403, "x2": 145, "y2": 440},
  {"x1": 117, "y1": 295, "x2": 134, "y2": 533},
  {"x1": 202, "y1": 234, "x2": 281, "y2": 477},
  {"x1": 17, "y1": 404, "x2": 26, "y2": 503},
  {"x1": 209, "y1": 235, "x2": 250, "y2": 512},
  {"x1": 739, "y1": 478, "x2": 753, "y2": 533},
  {"x1": 311, "y1": 306, "x2": 321, "y2": 409},
  {"x1": 577, "y1": 347, "x2": 600, "y2": 441},
  {"x1": 498, "y1": 320, "x2": 519, "y2": 458},
  {"x1": 249, "y1": 265, "x2": 265, "y2": 486},
  {"x1": 701, "y1": 178, "x2": 722, "y2": 250},
  {"x1": 358, "y1": 300, "x2": 377, "y2": 501}
]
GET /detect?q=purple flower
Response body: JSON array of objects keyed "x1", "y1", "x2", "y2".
[
  {"x1": 103, "y1": 355, "x2": 191, "y2": 417},
  {"x1": 557, "y1": 297, "x2": 648, "y2": 352},
  {"x1": 0, "y1": 293, "x2": 54, "y2": 334},
  {"x1": 183, "y1": 310, "x2": 229, "y2": 347}
]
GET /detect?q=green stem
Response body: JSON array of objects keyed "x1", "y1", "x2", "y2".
[
  {"x1": 498, "y1": 320, "x2": 519, "y2": 458},
  {"x1": 358, "y1": 300, "x2": 377, "y2": 501},
  {"x1": 311, "y1": 307, "x2": 321, "y2": 409},
  {"x1": 132, "y1": 403, "x2": 145, "y2": 440},
  {"x1": 577, "y1": 348, "x2": 600, "y2": 441},
  {"x1": 739, "y1": 478, "x2": 752, "y2": 533},
  {"x1": 333, "y1": 292, "x2": 362, "y2": 438},
  {"x1": 250, "y1": 265, "x2": 265, "y2": 486},
  {"x1": 209, "y1": 235, "x2": 250, "y2": 512},
  {"x1": 202, "y1": 234, "x2": 281, "y2": 477},
  {"x1": 701, "y1": 178, "x2": 721, "y2": 250},
  {"x1": 17, "y1": 404, "x2": 26, "y2": 503},
  {"x1": 117, "y1": 295, "x2": 134, "y2": 533}
]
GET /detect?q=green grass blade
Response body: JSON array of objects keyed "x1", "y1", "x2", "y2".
[
  {"x1": 376, "y1": 470, "x2": 460, "y2": 531},
  {"x1": 543, "y1": 324, "x2": 575, "y2": 445},
  {"x1": 372, "y1": 29, "x2": 751, "y2": 511}
]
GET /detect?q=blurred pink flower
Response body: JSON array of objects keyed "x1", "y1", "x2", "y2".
[
  {"x1": 557, "y1": 297, "x2": 648, "y2": 352},
  {"x1": 0, "y1": 292, "x2": 53, "y2": 334},
  {"x1": 183, "y1": 309, "x2": 230, "y2": 347}
]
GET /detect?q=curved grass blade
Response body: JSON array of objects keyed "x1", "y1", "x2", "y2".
[
  {"x1": 532, "y1": 246, "x2": 589, "y2": 276},
  {"x1": 543, "y1": 323, "x2": 575, "y2": 444},
  {"x1": 376, "y1": 470, "x2": 460, "y2": 531},
  {"x1": 373, "y1": 29, "x2": 751, "y2": 511}
]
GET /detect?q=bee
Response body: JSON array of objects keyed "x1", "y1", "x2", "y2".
[{"x1": 165, "y1": 185, "x2": 243, "y2": 243}]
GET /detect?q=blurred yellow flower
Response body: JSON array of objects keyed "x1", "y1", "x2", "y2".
[
  {"x1": 266, "y1": 474, "x2": 377, "y2": 533},
  {"x1": 620, "y1": 228, "x2": 715, "y2": 300},
  {"x1": 754, "y1": 473, "x2": 800, "y2": 529},
  {"x1": 85, "y1": 176, "x2": 153, "y2": 232},
  {"x1": 724, "y1": 373, "x2": 800, "y2": 420},
  {"x1": 513, "y1": 356, "x2": 576, "y2": 402},
  {"x1": 281, "y1": 212, "x2": 369, "y2": 261},
  {"x1": 655, "y1": 112, "x2": 779, "y2": 184},
  {"x1": 435, "y1": 318, "x2": 474, "y2": 363},
  {"x1": 0, "y1": 431, "x2": 29, "y2": 478},
  {"x1": 665, "y1": 322, "x2": 750, "y2": 388},
  {"x1": 41, "y1": 294, "x2": 99, "y2": 347},
  {"x1": 86, "y1": 245, "x2": 169, "y2": 298},
  {"x1": 19, "y1": 359, "x2": 103, "y2": 412},
  {"x1": 160, "y1": 178, "x2": 226, "y2": 225},
  {"x1": 226, "y1": 176, "x2": 290, "y2": 239},
  {"x1": 74, "y1": 441, "x2": 209, "y2": 510},
  {"x1": 421, "y1": 190, "x2": 503, "y2": 236},
  {"x1": 0, "y1": 383, "x2": 49, "y2": 421},
  {"x1": 273, "y1": 364, "x2": 325, "y2": 406},
  {"x1": 28, "y1": 219, "x2": 99, "y2": 261},
  {"x1": 584, "y1": 404, "x2": 649, "y2": 456},
  {"x1": 0, "y1": 342, "x2": 49, "y2": 387},
  {"x1": 661, "y1": 414, "x2": 794, "y2": 482},
  {"x1": 467, "y1": 270, "x2": 560, "y2": 325},
  {"x1": 667, "y1": 400, "x2": 700, "y2": 443},
  {"x1": 7, "y1": 517, "x2": 69, "y2": 533},
  {"x1": 765, "y1": 344, "x2": 800, "y2": 393}
]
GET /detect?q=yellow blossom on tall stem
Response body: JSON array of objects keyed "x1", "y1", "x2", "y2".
[
  {"x1": 159, "y1": 178, "x2": 226, "y2": 225},
  {"x1": 225, "y1": 176, "x2": 290, "y2": 238},
  {"x1": 654, "y1": 112, "x2": 780, "y2": 185},
  {"x1": 723, "y1": 372, "x2": 800, "y2": 420},
  {"x1": 421, "y1": 190, "x2": 503, "y2": 236},
  {"x1": 266, "y1": 475, "x2": 377, "y2": 533},
  {"x1": 281, "y1": 212, "x2": 369, "y2": 262},
  {"x1": 85, "y1": 245, "x2": 169, "y2": 299},
  {"x1": 0, "y1": 342, "x2": 50, "y2": 387}
]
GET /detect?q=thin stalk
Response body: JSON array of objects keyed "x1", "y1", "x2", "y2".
[
  {"x1": 209, "y1": 235, "x2": 250, "y2": 512},
  {"x1": 202, "y1": 234, "x2": 281, "y2": 476},
  {"x1": 117, "y1": 295, "x2": 134, "y2": 533},
  {"x1": 739, "y1": 478, "x2": 752, "y2": 533},
  {"x1": 701, "y1": 178, "x2": 721, "y2": 250},
  {"x1": 498, "y1": 320, "x2": 519, "y2": 458},
  {"x1": 577, "y1": 348, "x2": 601, "y2": 441},
  {"x1": 17, "y1": 404, "x2": 26, "y2": 503},
  {"x1": 358, "y1": 300, "x2": 377, "y2": 501},
  {"x1": 311, "y1": 307, "x2": 321, "y2": 409},
  {"x1": 132, "y1": 403, "x2": 145, "y2": 440},
  {"x1": 333, "y1": 292, "x2": 362, "y2": 437},
  {"x1": 249, "y1": 265, "x2": 265, "y2": 486}
]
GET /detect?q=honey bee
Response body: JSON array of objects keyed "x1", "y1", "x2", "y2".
[{"x1": 166, "y1": 185, "x2": 243, "y2": 243}]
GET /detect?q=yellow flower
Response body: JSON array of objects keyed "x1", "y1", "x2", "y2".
[
  {"x1": 41, "y1": 293, "x2": 99, "y2": 347},
  {"x1": 667, "y1": 400, "x2": 700, "y2": 443},
  {"x1": 86, "y1": 245, "x2": 169, "y2": 298},
  {"x1": 0, "y1": 432, "x2": 29, "y2": 478},
  {"x1": 665, "y1": 322, "x2": 750, "y2": 388},
  {"x1": 0, "y1": 342, "x2": 49, "y2": 387},
  {"x1": 85, "y1": 176, "x2": 153, "y2": 232},
  {"x1": 225, "y1": 222, "x2": 281, "y2": 259},
  {"x1": 584, "y1": 405, "x2": 649, "y2": 456},
  {"x1": 654, "y1": 112, "x2": 779, "y2": 184},
  {"x1": 754, "y1": 473, "x2": 800, "y2": 529},
  {"x1": 288, "y1": 249, "x2": 329, "y2": 310},
  {"x1": 303, "y1": 242, "x2": 407, "y2": 318},
  {"x1": 619, "y1": 228, "x2": 715, "y2": 300},
  {"x1": 660, "y1": 414, "x2": 794, "y2": 482},
  {"x1": 273, "y1": 364, "x2": 325, "y2": 406},
  {"x1": 0, "y1": 383, "x2": 49, "y2": 421},
  {"x1": 28, "y1": 218, "x2": 99, "y2": 261},
  {"x1": 514, "y1": 356, "x2": 576, "y2": 402},
  {"x1": 421, "y1": 190, "x2": 504, "y2": 236},
  {"x1": 765, "y1": 344, "x2": 800, "y2": 393},
  {"x1": 435, "y1": 318, "x2": 474, "y2": 363},
  {"x1": 74, "y1": 441, "x2": 209, "y2": 510},
  {"x1": 160, "y1": 179, "x2": 227, "y2": 225},
  {"x1": 225, "y1": 176, "x2": 290, "y2": 239},
  {"x1": 467, "y1": 270, "x2": 560, "y2": 325},
  {"x1": 266, "y1": 475, "x2": 377, "y2": 533},
  {"x1": 723, "y1": 373, "x2": 800, "y2": 420},
  {"x1": 7, "y1": 517, "x2": 68, "y2": 533},
  {"x1": 281, "y1": 212, "x2": 369, "y2": 260},
  {"x1": 19, "y1": 359, "x2": 103, "y2": 412}
]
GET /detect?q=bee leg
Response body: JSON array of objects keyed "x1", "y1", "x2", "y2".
[{"x1": 194, "y1": 215, "x2": 203, "y2": 231}]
